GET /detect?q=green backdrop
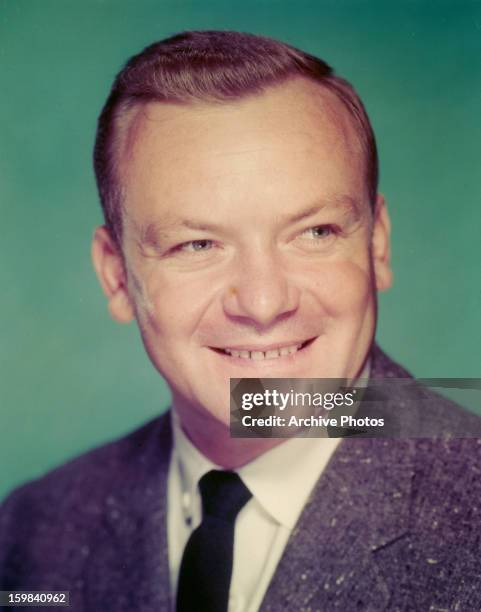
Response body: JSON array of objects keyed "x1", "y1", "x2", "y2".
[{"x1": 1, "y1": 0, "x2": 480, "y2": 501}]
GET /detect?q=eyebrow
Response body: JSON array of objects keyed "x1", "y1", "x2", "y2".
[
  {"x1": 138, "y1": 195, "x2": 362, "y2": 247},
  {"x1": 139, "y1": 218, "x2": 215, "y2": 248},
  {"x1": 278, "y1": 196, "x2": 362, "y2": 225}
]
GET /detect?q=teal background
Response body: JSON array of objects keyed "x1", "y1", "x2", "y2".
[{"x1": 1, "y1": 0, "x2": 480, "y2": 500}]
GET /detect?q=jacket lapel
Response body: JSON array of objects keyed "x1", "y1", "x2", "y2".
[
  {"x1": 261, "y1": 346, "x2": 416, "y2": 611},
  {"x1": 83, "y1": 414, "x2": 173, "y2": 612},
  {"x1": 261, "y1": 437, "x2": 415, "y2": 611}
]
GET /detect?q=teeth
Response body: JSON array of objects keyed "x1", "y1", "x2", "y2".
[{"x1": 223, "y1": 343, "x2": 303, "y2": 360}]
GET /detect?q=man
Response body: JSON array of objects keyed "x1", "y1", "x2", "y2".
[{"x1": 1, "y1": 30, "x2": 480, "y2": 612}]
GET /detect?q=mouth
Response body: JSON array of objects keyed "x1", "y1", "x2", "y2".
[{"x1": 210, "y1": 337, "x2": 317, "y2": 361}]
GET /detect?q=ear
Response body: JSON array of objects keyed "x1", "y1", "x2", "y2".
[
  {"x1": 371, "y1": 194, "x2": 393, "y2": 291},
  {"x1": 91, "y1": 226, "x2": 135, "y2": 323}
]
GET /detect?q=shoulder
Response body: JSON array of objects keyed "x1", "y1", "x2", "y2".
[
  {"x1": 411, "y1": 437, "x2": 481, "y2": 490},
  {"x1": 1, "y1": 413, "x2": 171, "y2": 515},
  {"x1": 363, "y1": 345, "x2": 481, "y2": 523},
  {"x1": 369, "y1": 344, "x2": 481, "y2": 437},
  {"x1": 0, "y1": 413, "x2": 172, "y2": 588}
]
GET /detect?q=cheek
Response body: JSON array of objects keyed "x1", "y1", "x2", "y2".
[
  {"x1": 133, "y1": 270, "x2": 212, "y2": 340},
  {"x1": 305, "y1": 258, "x2": 374, "y2": 317}
]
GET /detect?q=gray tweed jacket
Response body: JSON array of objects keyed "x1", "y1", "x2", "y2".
[{"x1": 1, "y1": 345, "x2": 481, "y2": 611}]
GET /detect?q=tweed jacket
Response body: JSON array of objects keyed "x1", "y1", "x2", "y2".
[{"x1": 1, "y1": 345, "x2": 481, "y2": 611}]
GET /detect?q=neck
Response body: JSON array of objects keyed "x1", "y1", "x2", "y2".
[{"x1": 174, "y1": 403, "x2": 285, "y2": 469}]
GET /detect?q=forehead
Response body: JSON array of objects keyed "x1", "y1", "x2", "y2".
[{"x1": 117, "y1": 78, "x2": 367, "y2": 227}]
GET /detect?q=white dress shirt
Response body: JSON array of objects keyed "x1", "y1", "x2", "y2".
[{"x1": 167, "y1": 363, "x2": 370, "y2": 612}]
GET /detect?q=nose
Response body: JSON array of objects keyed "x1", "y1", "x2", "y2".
[{"x1": 222, "y1": 250, "x2": 300, "y2": 329}]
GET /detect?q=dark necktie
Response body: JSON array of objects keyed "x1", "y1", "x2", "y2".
[{"x1": 176, "y1": 470, "x2": 252, "y2": 612}]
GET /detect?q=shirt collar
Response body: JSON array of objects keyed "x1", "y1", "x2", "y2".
[{"x1": 239, "y1": 435, "x2": 340, "y2": 528}]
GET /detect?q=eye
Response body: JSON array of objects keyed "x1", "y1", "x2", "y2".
[
  {"x1": 173, "y1": 239, "x2": 214, "y2": 253},
  {"x1": 301, "y1": 225, "x2": 336, "y2": 240},
  {"x1": 294, "y1": 224, "x2": 340, "y2": 252}
]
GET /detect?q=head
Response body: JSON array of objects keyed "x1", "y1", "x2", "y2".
[{"x1": 92, "y1": 31, "x2": 392, "y2": 442}]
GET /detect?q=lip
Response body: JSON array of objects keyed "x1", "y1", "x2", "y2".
[
  {"x1": 210, "y1": 338, "x2": 314, "y2": 353},
  {"x1": 208, "y1": 336, "x2": 318, "y2": 366}
]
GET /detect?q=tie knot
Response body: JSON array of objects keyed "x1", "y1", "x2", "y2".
[{"x1": 198, "y1": 470, "x2": 252, "y2": 522}]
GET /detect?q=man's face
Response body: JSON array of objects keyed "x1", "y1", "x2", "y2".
[{"x1": 94, "y1": 78, "x2": 391, "y2": 429}]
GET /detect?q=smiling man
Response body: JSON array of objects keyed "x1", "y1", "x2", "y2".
[{"x1": 1, "y1": 30, "x2": 481, "y2": 612}]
